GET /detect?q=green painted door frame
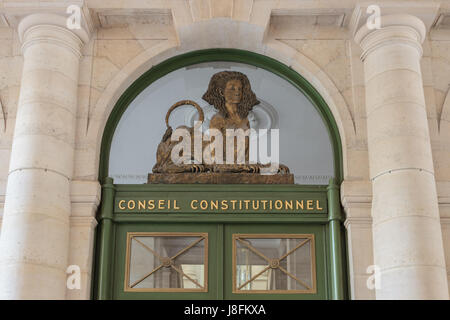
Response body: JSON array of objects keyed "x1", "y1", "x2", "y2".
[
  {"x1": 93, "y1": 49, "x2": 347, "y2": 300},
  {"x1": 94, "y1": 181, "x2": 345, "y2": 299}
]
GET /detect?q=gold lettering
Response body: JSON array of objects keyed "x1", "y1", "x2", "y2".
[
  {"x1": 221, "y1": 200, "x2": 228, "y2": 210},
  {"x1": 316, "y1": 200, "x2": 323, "y2": 210},
  {"x1": 200, "y1": 200, "x2": 208, "y2": 210},
  {"x1": 261, "y1": 200, "x2": 268, "y2": 210},
  {"x1": 285, "y1": 200, "x2": 293, "y2": 210},
  {"x1": 275, "y1": 200, "x2": 283, "y2": 210},
  {"x1": 119, "y1": 198, "x2": 323, "y2": 213}
]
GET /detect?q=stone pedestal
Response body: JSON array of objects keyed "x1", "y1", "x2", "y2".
[
  {"x1": 0, "y1": 14, "x2": 88, "y2": 299},
  {"x1": 148, "y1": 172, "x2": 294, "y2": 184},
  {"x1": 355, "y1": 14, "x2": 449, "y2": 299}
]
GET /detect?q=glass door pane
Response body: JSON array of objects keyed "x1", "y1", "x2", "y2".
[
  {"x1": 234, "y1": 234, "x2": 315, "y2": 293},
  {"x1": 125, "y1": 232, "x2": 207, "y2": 292},
  {"x1": 113, "y1": 223, "x2": 221, "y2": 300},
  {"x1": 224, "y1": 224, "x2": 327, "y2": 300}
]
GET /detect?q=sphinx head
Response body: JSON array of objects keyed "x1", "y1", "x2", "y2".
[{"x1": 202, "y1": 71, "x2": 260, "y2": 118}]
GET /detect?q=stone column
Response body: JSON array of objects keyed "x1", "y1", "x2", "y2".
[
  {"x1": 0, "y1": 14, "x2": 88, "y2": 299},
  {"x1": 355, "y1": 14, "x2": 449, "y2": 299}
]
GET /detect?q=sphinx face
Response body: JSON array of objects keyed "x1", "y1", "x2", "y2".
[{"x1": 223, "y1": 79, "x2": 243, "y2": 104}]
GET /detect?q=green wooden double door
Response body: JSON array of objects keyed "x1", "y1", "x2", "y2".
[{"x1": 112, "y1": 222, "x2": 329, "y2": 300}]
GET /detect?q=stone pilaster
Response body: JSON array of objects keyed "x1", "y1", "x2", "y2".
[
  {"x1": 355, "y1": 14, "x2": 449, "y2": 299},
  {"x1": 0, "y1": 13, "x2": 88, "y2": 299}
]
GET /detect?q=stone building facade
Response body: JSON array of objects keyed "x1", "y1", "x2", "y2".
[{"x1": 0, "y1": 0, "x2": 449, "y2": 300}]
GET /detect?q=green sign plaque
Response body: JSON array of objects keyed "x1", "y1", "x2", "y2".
[{"x1": 115, "y1": 192, "x2": 327, "y2": 214}]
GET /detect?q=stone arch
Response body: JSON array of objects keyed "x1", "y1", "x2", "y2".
[{"x1": 85, "y1": 19, "x2": 355, "y2": 181}]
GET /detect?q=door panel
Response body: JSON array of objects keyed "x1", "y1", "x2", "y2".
[
  {"x1": 112, "y1": 222, "x2": 327, "y2": 299},
  {"x1": 113, "y1": 223, "x2": 222, "y2": 300},
  {"x1": 224, "y1": 224, "x2": 327, "y2": 300}
]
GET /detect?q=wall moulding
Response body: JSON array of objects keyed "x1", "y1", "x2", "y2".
[{"x1": 349, "y1": 2, "x2": 440, "y2": 37}]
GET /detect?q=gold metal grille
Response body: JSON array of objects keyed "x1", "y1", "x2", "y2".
[
  {"x1": 232, "y1": 234, "x2": 316, "y2": 294},
  {"x1": 124, "y1": 232, "x2": 208, "y2": 292}
]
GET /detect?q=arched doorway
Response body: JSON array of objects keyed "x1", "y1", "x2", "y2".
[{"x1": 93, "y1": 49, "x2": 346, "y2": 300}]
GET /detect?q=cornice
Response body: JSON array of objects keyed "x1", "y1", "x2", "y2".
[{"x1": 349, "y1": 1, "x2": 440, "y2": 37}]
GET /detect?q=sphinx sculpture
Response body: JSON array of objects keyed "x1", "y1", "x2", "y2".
[{"x1": 149, "y1": 71, "x2": 292, "y2": 184}]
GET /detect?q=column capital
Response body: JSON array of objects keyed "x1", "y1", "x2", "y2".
[
  {"x1": 354, "y1": 14, "x2": 426, "y2": 61},
  {"x1": 18, "y1": 13, "x2": 89, "y2": 58}
]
